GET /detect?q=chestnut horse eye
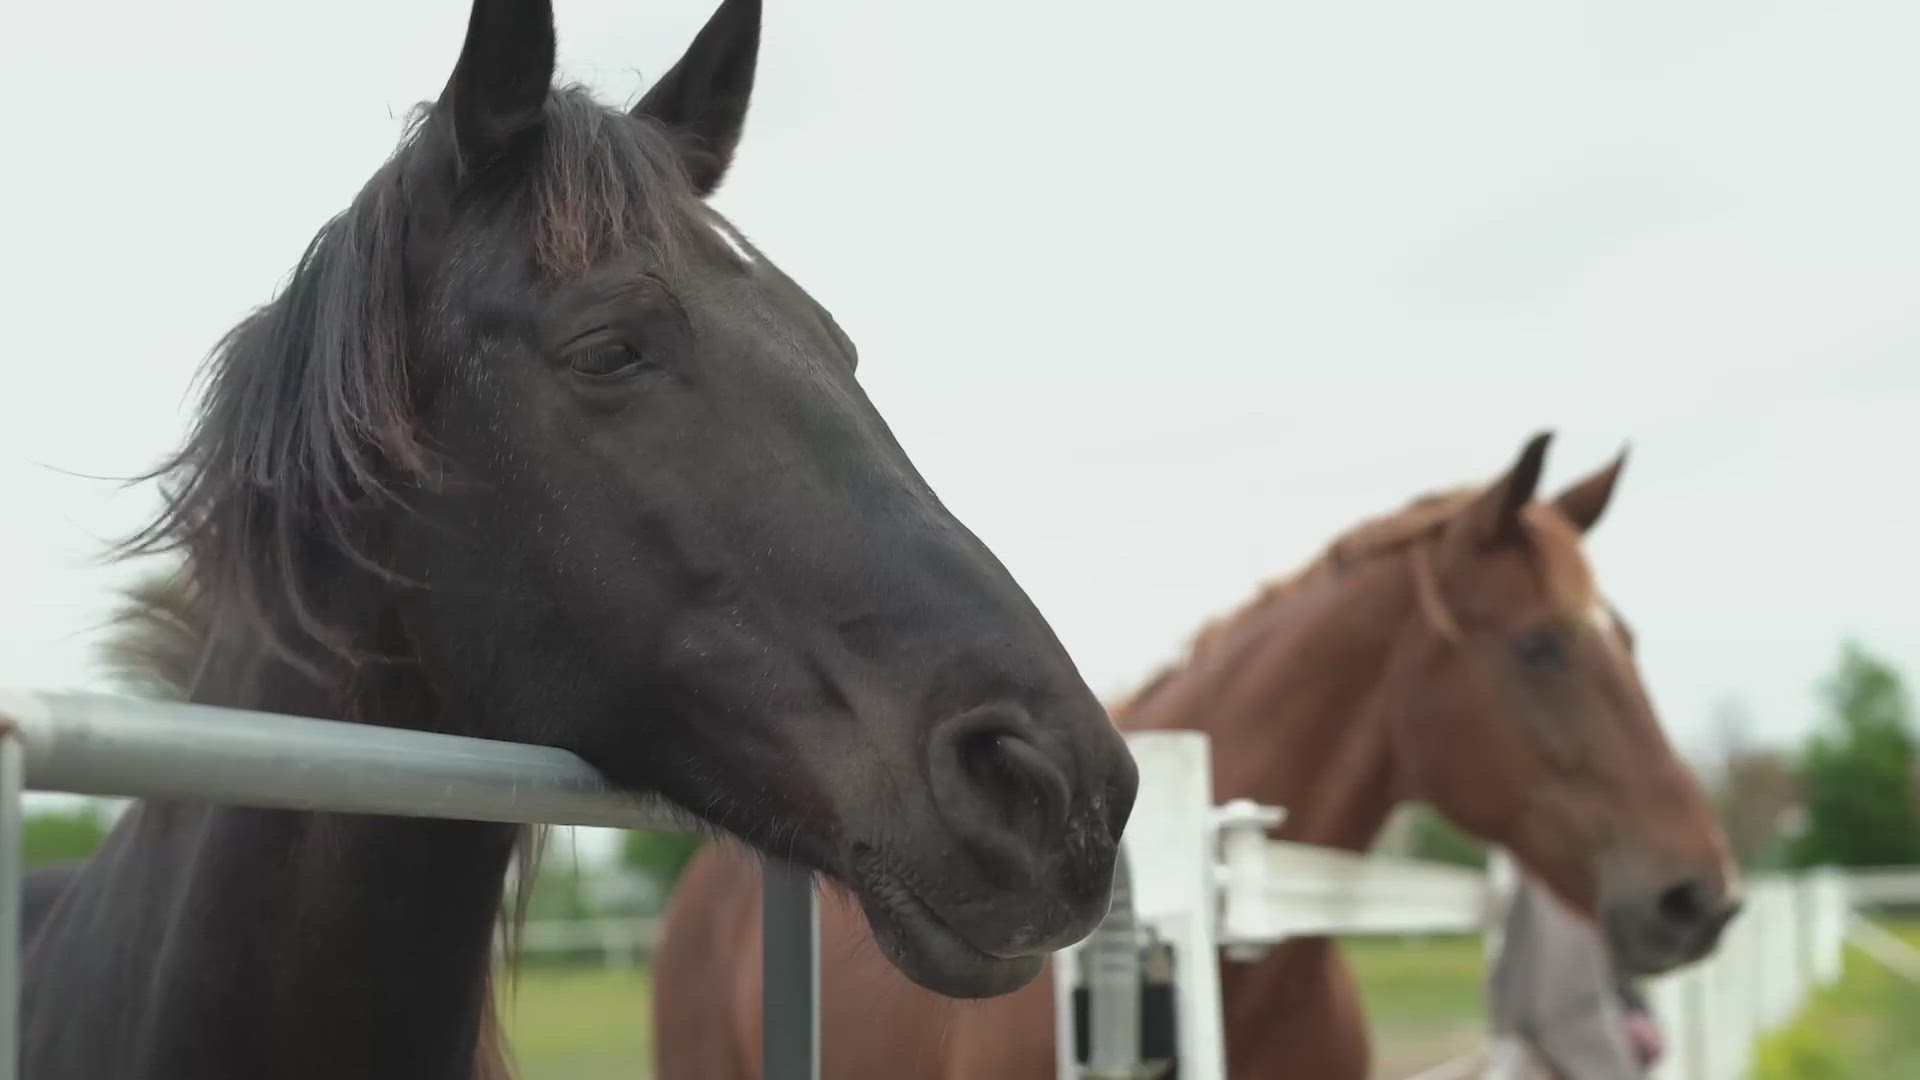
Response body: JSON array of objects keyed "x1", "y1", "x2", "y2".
[{"x1": 1510, "y1": 627, "x2": 1565, "y2": 669}]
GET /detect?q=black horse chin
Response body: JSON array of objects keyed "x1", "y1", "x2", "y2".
[{"x1": 850, "y1": 872, "x2": 1047, "y2": 999}]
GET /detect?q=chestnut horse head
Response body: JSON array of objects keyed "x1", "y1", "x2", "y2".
[{"x1": 1379, "y1": 432, "x2": 1738, "y2": 974}]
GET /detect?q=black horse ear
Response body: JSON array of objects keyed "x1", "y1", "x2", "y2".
[
  {"x1": 442, "y1": 0, "x2": 557, "y2": 172},
  {"x1": 633, "y1": 0, "x2": 761, "y2": 194}
]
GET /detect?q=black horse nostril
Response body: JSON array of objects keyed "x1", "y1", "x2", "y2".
[
  {"x1": 953, "y1": 727, "x2": 1071, "y2": 836},
  {"x1": 929, "y1": 709, "x2": 1074, "y2": 888},
  {"x1": 1656, "y1": 878, "x2": 1712, "y2": 928}
]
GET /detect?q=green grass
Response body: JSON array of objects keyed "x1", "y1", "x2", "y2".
[
  {"x1": 1346, "y1": 933, "x2": 1487, "y2": 1020},
  {"x1": 499, "y1": 936, "x2": 1493, "y2": 1079},
  {"x1": 1753, "y1": 921, "x2": 1920, "y2": 1080},
  {"x1": 1345, "y1": 934, "x2": 1488, "y2": 1073},
  {"x1": 501, "y1": 927, "x2": 1920, "y2": 1079},
  {"x1": 499, "y1": 966, "x2": 654, "y2": 1080}
]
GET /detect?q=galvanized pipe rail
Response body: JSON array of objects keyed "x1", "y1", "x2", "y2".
[{"x1": 0, "y1": 689, "x2": 820, "y2": 1080}]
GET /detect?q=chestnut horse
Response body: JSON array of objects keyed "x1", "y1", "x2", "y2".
[{"x1": 654, "y1": 432, "x2": 1739, "y2": 1080}]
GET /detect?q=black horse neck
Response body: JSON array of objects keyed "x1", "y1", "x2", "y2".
[
  {"x1": 25, "y1": 630, "x2": 519, "y2": 1080},
  {"x1": 218, "y1": 640, "x2": 518, "y2": 1080}
]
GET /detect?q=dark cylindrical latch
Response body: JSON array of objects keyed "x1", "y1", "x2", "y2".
[{"x1": 1071, "y1": 929, "x2": 1178, "y2": 1080}]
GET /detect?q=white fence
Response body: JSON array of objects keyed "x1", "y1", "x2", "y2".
[
  {"x1": 1053, "y1": 730, "x2": 1856, "y2": 1080},
  {"x1": 0, "y1": 693, "x2": 1887, "y2": 1080},
  {"x1": 1845, "y1": 867, "x2": 1920, "y2": 909},
  {"x1": 1642, "y1": 871, "x2": 1850, "y2": 1080},
  {"x1": 516, "y1": 729, "x2": 1865, "y2": 1080},
  {"x1": 514, "y1": 917, "x2": 663, "y2": 968}
]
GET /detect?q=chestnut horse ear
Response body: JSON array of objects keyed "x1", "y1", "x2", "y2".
[
  {"x1": 1457, "y1": 432, "x2": 1553, "y2": 548},
  {"x1": 633, "y1": 0, "x2": 761, "y2": 195},
  {"x1": 441, "y1": 0, "x2": 557, "y2": 172},
  {"x1": 1552, "y1": 446, "x2": 1628, "y2": 534}
]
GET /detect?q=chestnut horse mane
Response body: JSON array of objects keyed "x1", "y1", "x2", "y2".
[
  {"x1": 1113, "y1": 486, "x2": 1478, "y2": 717},
  {"x1": 95, "y1": 573, "x2": 536, "y2": 1080}
]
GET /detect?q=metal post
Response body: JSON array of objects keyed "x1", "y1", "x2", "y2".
[
  {"x1": 762, "y1": 860, "x2": 818, "y2": 1080},
  {"x1": 0, "y1": 732, "x2": 23, "y2": 1080}
]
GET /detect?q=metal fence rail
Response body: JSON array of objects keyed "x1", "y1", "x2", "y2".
[{"x1": 0, "y1": 689, "x2": 820, "y2": 1080}]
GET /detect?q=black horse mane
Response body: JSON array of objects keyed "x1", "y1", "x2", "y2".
[
  {"x1": 96, "y1": 569, "x2": 547, "y2": 1079},
  {"x1": 98, "y1": 572, "x2": 210, "y2": 699},
  {"x1": 101, "y1": 85, "x2": 708, "y2": 1077},
  {"x1": 121, "y1": 86, "x2": 708, "y2": 668}
]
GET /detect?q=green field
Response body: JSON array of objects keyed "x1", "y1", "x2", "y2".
[
  {"x1": 1346, "y1": 934, "x2": 1490, "y2": 1073},
  {"x1": 499, "y1": 966, "x2": 655, "y2": 1080},
  {"x1": 498, "y1": 936, "x2": 1494, "y2": 1079},
  {"x1": 1753, "y1": 922, "x2": 1920, "y2": 1080},
  {"x1": 498, "y1": 925, "x2": 1920, "y2": 1079}
]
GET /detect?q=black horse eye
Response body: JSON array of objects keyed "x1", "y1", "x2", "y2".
[
  {"x1": 1510, "y1": 627, "x2": 1565, "y2": 669},
  {"x1": 566, "y1": 341, "x2": 649, "y2": 380}
]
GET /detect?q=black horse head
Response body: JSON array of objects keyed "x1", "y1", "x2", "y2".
[{"x1": 136, "y1": 0, "x2": 1134, "y2": 998}]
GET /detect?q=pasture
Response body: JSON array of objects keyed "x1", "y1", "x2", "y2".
[
  {"x1": 499, "y1": 935, "x2": 1494, "y2": 1080},
  {"x1": 1752, "y1": 922, "x2": 1920, "y2": 1080},
  {"x1": 498, "y1": 922, "x2": 1920, "y2": 1078}
]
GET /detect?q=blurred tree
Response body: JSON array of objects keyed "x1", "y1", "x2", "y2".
[
  {"x1": 1704, "y1": 699, "x2": 1801, "y2": 870},
  {"x1": 24, "y1": 805, "x2": 111, "y2": 868},
  {"x1": 1716, "y1": 750, "x2": 1800, "y2": 870},
  {"x1": 522, "y1": 857, "x2": 596, "y2": 922},
  {"x1": 620, "y1": 829, "x2": 704, "y2": 904},
  {"x1": 1787, "y1": 642, "x2": 1920, "y2": 869},
  {"x1": 1399, "y1": 803, "x2": 1488, "y2": 869}
]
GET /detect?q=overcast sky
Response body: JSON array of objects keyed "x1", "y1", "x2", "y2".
[{"x1": 5, "y1": 0, "x2": 1918, "y2": 811}]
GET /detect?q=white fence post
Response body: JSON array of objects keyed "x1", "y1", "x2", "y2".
[
  {"x1": 1216, "y1": 799, "x2": 1285, "y2": 963},
  {"x1": 1816, "y1": 870, "x2": 1848, "y2": 984},
  {"x1": 1084, "y1": 728, "x2": 1865, "y2": 1080},
  {"x1": 1057, "y1": 731, "x2": 1229, "y2": 1080},
  {"x1": 1642, "y1": 868, "x2": 1870, "y2": 1080}
]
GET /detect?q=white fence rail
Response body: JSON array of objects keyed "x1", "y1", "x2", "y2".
[
  {"x1": 1846, "y1": 867, "x2": 1920, "y2": 909},
  {"x1": 513, "y1": 918, "x2": 662, "y2": 967},
  {"x1": 518, "y1": 860, "x2": 1920, "y2": 967},
  {"x1": 1225, "y1": 836, "x2": 1495, "y2": 943},
  {"x1": 1055, "y1": 730, "x2": 1855, "y2": 1080},
  {"x1": 1846, "y1": 917, "x2": 1920, "y2": 984}
]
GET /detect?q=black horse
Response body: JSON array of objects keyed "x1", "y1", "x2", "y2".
[{"x1": 20, "y1": 2, "x2": 1137, "y2": 1077}]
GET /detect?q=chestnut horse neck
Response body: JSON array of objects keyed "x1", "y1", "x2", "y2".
[{"x1": 1114, "y1": 490, "x2": 1476, "y2": 852}]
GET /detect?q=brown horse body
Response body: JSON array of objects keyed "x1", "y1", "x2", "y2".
[{"x1": 655, "y1": 434, "x2": 1738, "y2": 1080}]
